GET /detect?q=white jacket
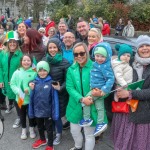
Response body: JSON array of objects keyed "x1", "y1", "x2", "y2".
[{"x1": 111, "y1": 56, "x2": 133, "y2": 87}]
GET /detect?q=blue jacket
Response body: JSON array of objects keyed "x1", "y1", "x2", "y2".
[
  {"x1": 90, "y1": 42, "x2": 115, "y2": 94},
  {"x1": 29, "y1": 75, "x2": 59, "y2": 120}
]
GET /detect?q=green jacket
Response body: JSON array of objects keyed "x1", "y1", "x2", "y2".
[
  {"x1": 66, "y1": 59, "x2": 108, "y2": 126},
  {"x1": 10, "y1": 67, "x2": 37, "y2": 105},
  {"x1": 0, "y1": 50, "x2": 23, "y2": 99}
]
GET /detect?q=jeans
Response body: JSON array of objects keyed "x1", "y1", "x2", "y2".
[
  {"x1": 70, "y1": 123, "x2": 95, "y2": 150},
  {"x1": 54, "y1": 117, "x2": 62, "y2": 134}
]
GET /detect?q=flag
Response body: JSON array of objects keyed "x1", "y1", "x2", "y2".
[
  {"x1": 18, "y1": 89, "x2": 25, "y2": 108},
  {"x1": 32, "y1": 56, "x2": 37, "y2": 72}
]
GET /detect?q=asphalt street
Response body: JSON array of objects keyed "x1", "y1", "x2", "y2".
[{"x1": 0, "y1": 108, "x2": 114, "y2": 150}]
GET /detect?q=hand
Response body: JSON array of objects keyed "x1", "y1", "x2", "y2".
[
  {"x1": 24, "y1": 89, "x2": 29, "y2": 94},
  {"x1": 82, "y1": 96, "x2": 93, "y2": 106},
  {"x1": 0, "y1": 83, "x2": 4, "y2": 88},
  {"x1": 91, "y1": 88, "x2": 102, "y2": 97},
  {"x1": 116, "y1": 89, "x2": 129, "y2": 99},
  {"x1": 29, "y1": 82, "x2": 35, "y2": 90},
  {"x1": 52, "y1": 82, "x2": 60, "y2": 91}
]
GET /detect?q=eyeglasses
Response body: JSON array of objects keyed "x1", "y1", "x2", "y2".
[
  {"x1": 64, "y1": 36, "x2": 75, "y2": 39},
  {"x1": 73, "y1": 52, "x2": 86, "y2": 57}
]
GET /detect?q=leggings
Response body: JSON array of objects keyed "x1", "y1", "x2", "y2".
[{"x1": 9, "y1": 99, "x2": 20, "y2": 117}]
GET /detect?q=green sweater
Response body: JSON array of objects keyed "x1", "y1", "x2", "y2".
[
  {"x1": 0, "y1": 50, "x2": 23, "y2": 99},
  {"x1": 66, "y1": 59, "x2": 108, "y2": 126},
  {"x1": 10, "y1": 67, "x2": 37, "y2": 105}
]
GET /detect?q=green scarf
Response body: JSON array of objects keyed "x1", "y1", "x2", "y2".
[{"x1": 46, "y1": 53, "x2": 63, "y2": 64}]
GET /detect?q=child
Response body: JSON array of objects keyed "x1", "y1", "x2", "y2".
[
  {"x1": 111, "y1": 44, "x2": 133, "y2": 101},
  {"x1": 79, "y1": 42, "x2": 115, "y2": 136},
  {"x1": 10, "y1": 54, "x2": 37, "y2": 140},
  {"x1": 29, "y1": 61, "x2": 59, "y2": 150}
]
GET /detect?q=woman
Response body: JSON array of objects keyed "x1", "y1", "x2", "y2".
[
  {"x1": 22, "y1": 28, "x2": 45, "y2": 62},
  {"x1": 88, "y1": 28, "x2": 103, "y2": 60},
  {"x1": 0, "y1": 31, "x2": 23, "y2": 128},
  {"x1": 66, "y1": 42, "x2": 108, "y2": 150},
  {"x1": 115, "y1": 18, "x2": 124, "y2": 36},
  {"x1": 38, "y1": 27, "x2": 48, "y2": 46},
  {"x1": 48, "y1": 27, "x2": 57, "y2": 39},
  {"x1": 111, "y1": 35, "x2": 150, "y2": 150},
  {"x1": 122, "y1": 20, "x2": 134, "y2": 37},
  {"x1": 44, "y1": 37, "x2": 70, "y2": 145}
]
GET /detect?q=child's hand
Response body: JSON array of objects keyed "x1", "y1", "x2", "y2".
[
  {"x1": 0, "y1": 83, "x2": 4, "y2": 88},
  {"x1": 24, "y1": 89, "x2": 29, "y2": 94},
  {"x1": 29, "y1": 82, "x2": 35, "y2": 90},
  {"x1": 52, "y1": 82, "x2": 60, "y2": 91},
  {"x1": 91, "y1": 88, "x2": 102, "y2": 97}
]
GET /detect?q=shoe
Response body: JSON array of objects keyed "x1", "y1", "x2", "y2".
[
  {"x1": 45, "y1": 146, "x2": 54, "y2": 150},
  {"x1": 53, "y1": 133, "x2": 61, "y2": 145},
  {"x1": 29, "y1": 127, "x2": 36, "y2": 139},
  {"x1": 32, "y1": 139, "x2": 47, "y2": 149},
  {"x1": 21, "y1": 128, "x2": 27, "y2": 140},
  {"x1": 0, "y1": 102, "x2": 7, "y2": 110},
  {"x1": 79, "y1": 119, "x2": 93, "y2": 127},
  {"x1": 5, "y1": 104, "x2": 14, "y2": 113},
  {"x1": 0, "y1": 110, "x2": 4, "y2": 121},
  {"x1": 70, "y1": 147, "x2": 82, "y2": 150},
  {"x1": 63, "y1": 121, "x2": 70, "y2": 130},
  {"x1": 94, "y1": 123, "x2": 107, "y2": 137},
  {"x1": 12, "y1": 118, "x2": 21, "y2": 128}
]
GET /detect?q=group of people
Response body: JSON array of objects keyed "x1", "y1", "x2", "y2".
[{"x1": 0, "y1": 14, "x2": 150, "y2": 150}]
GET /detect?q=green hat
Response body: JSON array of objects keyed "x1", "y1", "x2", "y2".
[
  {"x1": 115, "y1": 44, "x2": 133, "y2": 60},
  {"x1": 6, "y1": 31, "x2": 19, "y2": 42},
  {"x1": 37, "y1": 61, "x2": 50, "y2": 73},
  {"x1": 94, "y1": 47, "x2": 107, "y2": 57}
]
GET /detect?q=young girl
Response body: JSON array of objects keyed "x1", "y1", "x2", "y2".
[
  {"x1": 29, "y1": 61, "x2": 59, "y2": 150},
  {"x1": 10, "y1": 54, "x2": 37, "y2": 140}
]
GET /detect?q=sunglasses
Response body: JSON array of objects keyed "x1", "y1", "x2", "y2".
[{"x1": 73, "y1": 52, "x2": 86, "y2": 57}]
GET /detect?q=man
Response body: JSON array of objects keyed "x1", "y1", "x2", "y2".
[
  {"x1": 75, "y1": 20, "x2": 90, "y2": 45},
  {"x1": 36, "y1": 18, "x2": 46, "y2": 31},
  {"x1": 45, "y1": 16, "x2": 55, "y2": 37}
]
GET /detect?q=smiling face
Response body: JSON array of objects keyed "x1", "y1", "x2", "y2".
[
  {"x1": 95, "y1": 54, "x2": 106, "y2": 64},
  {"x1": 138, "y1": 45, "x2": 150, "y2": 58},
  {"x1": 8, "y1": 39, "x2": 18, "y2": 52},
  {"x1": 74, "y1": 45, "x2": 87, "y2": 67},
  {"x1": 48, "y1": 43, "x2": 59, "y2": 57},
  {"x1": 23, "y1": 34, "x2": 30, "y2": 44},
  {"x1": 21, "y1": 55, "x2": 32, "y2": 70},
  {"x1": 77, "y1": 21, "x2": 89, "y2": 38},
  {"x1": 63, "y1": 32, "x2": 75, "y2": 49},
  {"x1": 58, "y1": 23, "x2": 67, "y2": 35},
  {"x1": 17, "y1": 23, "x2": 27, "y2": 37},
  {"x1": 88, "y1": 30, "x2": 100, "y2": 45},
  {"x1": 38, "y1": 69, "x2": 48, "y2": 78}
]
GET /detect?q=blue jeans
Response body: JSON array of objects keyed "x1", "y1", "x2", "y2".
[{"x1": 54, "y1": 117, "x2": 62, "y2": 134}]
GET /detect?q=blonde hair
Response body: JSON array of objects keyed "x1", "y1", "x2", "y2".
[
  {"x1": 48, "y1": 27, "x2": 57, "y2": 35},
  {"x1": 89, "y1": 28, "x2": 103, "y2": 41}
]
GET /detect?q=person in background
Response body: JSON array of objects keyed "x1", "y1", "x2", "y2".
[
  {"x1": 89, "y1": 17, "x2": 103, "y2": 31},
  {"x1": 122, "y1": 19, "x2": 134, "y2": 37},
  {"x1": 102, "y1": 20, "x2": 110, "y2": 36},
  {"x1": 38, "y1": 27, "x2": 48, "y2": 46},
  {"x1": 16, "y1": 14, "x2": 23, "y2": 29},
  {"x1": 115, "y1": 18, "x2": 124, "y2": 36},
  {"x1": 24, "y1": 17, "x2": 32, "y2": 28},
  {"x1": 111, "y1": 35, "x2": 150, "y2": 150},
  {"x1": 48, "y1": 27, "x2": 57, "y2": 40},
  {"x1": 37, "y1": 18, "x2": 46, "y2": 31},
  {"x1": 67, "y1": 14, "x2": 74, "y2": 31},
  {"x1": 45, "y1": 16, "x2": 55, "y2": 37}
]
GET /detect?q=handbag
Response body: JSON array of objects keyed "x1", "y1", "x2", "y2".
[{"x1": 112, "y1": 101, "x2": 129, "y2": 113}]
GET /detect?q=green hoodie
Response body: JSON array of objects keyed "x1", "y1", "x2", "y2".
[{"x1": 10, "y1": 67, "x2": 37, "y2": 105}]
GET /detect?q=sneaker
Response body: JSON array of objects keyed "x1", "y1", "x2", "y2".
[
  {"x1": 32, "y1": 139, "x2": 47, "y2": 149},
  {"x1": 79, "y1": 119, "x2": 93, "y2": 127},
  {"x1": 53, "y1": 133, "x2": 61, "y2": 145},
  {"x1": 29, "y1": 127, "x2": 36, "y2": 139},
  {"x1": 0, "y1": 102, "x2": 7, "y2": 110},
  {"x1": 5, "y1": 104, "x2": 14, "y2": 114},
  {"x1": 12, "y1": 118, "x2": 21, "y2": 128},
  {"x1": 0, "y1": 110, "x2": 4, "y2": 121},
  {"x1": 63, "y1": 121, "x2": 70, "y2": 130},
  {"x1": 94, "y1": 123, "x2": 107, "y2": 137},
  {"x1": 21, "y1": 128, "x2": 27, "y2": 140},
  {"x1": 45, "y1": 146, "x2": 54, "y2": 150},
  {"x1": 70, "y1": 147, "x2": 82, "y2": 150}
]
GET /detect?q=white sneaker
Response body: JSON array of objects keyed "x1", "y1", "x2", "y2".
[
  {"x1": 12, "y1": 118, "x2": 21, "y2": 128},
  {"x1": 21, "y1": 128, "x2": 27, "y2": 140},
  {"x1": 53, "y1": 133, "x2": 61, "y2": 145},
  {"x1": 29, "y1": 127, "x2": 36, "y2": 139}
]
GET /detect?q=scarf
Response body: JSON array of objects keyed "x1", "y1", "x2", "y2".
[
  {"x1": 133, "y1": 53, "x2": 150, "y2": 80},
  {"x1": 46, "y1": 53, "x2": 63, "y2": 65},
  {"x1": 88, "y1": 42, "x2": 98, "y2": 51}
]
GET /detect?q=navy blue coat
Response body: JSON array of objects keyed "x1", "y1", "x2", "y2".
[{"x1": 29, "y1": 75, "x2": 59, "y2": 120}]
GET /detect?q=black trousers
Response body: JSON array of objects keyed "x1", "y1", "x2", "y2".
[
  {"x1": 20, "y1": 104, "x2": 35, "y2": 128},
  {"x1": 0, "y1": 88, "x2": 6, "y2": 105},
  {"x1": 36, "y1": 117, "x2": 53, "y2": 146},
  {"x1": 9, "y1": 99, "x2": 20, "y2": 117}
]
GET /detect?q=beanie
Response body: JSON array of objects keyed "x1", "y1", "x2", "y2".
[
  {"x1": 36, "y1": 61, "x2": 50, "y2": 73},
  {"x1": 115, "y1": 44, "x2": 133, "y2": 59},
  {"x1": 136, "y1": 35, "x2": 150, "y2": 50},
  {"x1": 24, "y1": 19, "x2": 31, "y2": 28},
  {"x1": 6, "y1": 31, "x2": 19, "y2": 42},
  {"x1": 47, "y1": 38, "x2": 62, "y2": 52},
  {"x1": 94, "y1": 47, "x2": 107, "y2": 57}
]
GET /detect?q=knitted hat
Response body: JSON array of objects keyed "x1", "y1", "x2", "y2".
[
  {"x1": 24, "y1": 19, "x2": 31, "y2": 28},
  {"x1": 6, "y1": 31, "x2": 19, "y2": 42},
  {"x1": 136, "y1": 35, "x2": 150, "y2": 49},
  {"x1": 115, "y1": 44, "x2": 133, "y2": 59},
  {"x1": 94, "y1": 47, "x2": 107, "y2": 57},
  {"x1": 36, "y1": 61, "x2": 50, "y2": 73},
  {"x1": 47, "y1": 38, "x2": 62, "y2": 52}
]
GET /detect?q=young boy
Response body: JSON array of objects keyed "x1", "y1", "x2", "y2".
[
  {"x1": 79, "y1": 42, "x2": 115, "y2": 136},
  {"x1": 29, "y1": 61, "x2": 59, "y2": 150},
  {"x1": 111, "y1": 44, "x2": 133, "y2": 101}
]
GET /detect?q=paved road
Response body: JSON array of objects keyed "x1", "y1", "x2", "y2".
[{"x1": 0, "y1": 108, "x2": 114, "y2": 150}]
